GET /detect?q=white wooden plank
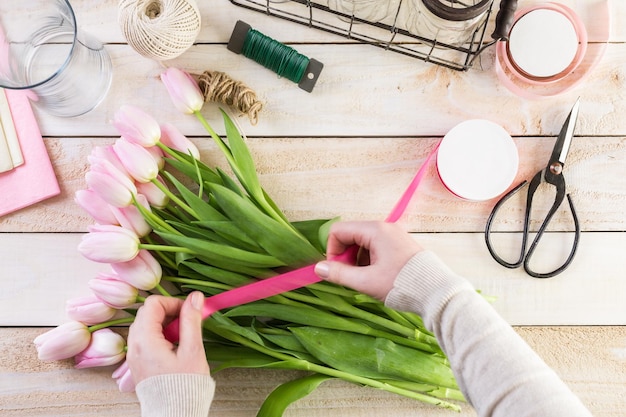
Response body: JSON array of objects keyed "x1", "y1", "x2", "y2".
[
  {"x1": 2, "y1": 327, "x2": 624, "y2": 416},
  {"x1": 0, "y1": 234, "x2": 109, "y2": 326},
  {"x1": 32, "y1": 42, "x2": 626, "y2": 138},
  {"x1": 1, "y1": 136, "x2": 624, "y2": 233},
  {"x1": 0, "y1": 232, "x2": 624, "y2": 326},
  {"x1": 71, "y1": 0, "x2": 626, "y2": 43}
]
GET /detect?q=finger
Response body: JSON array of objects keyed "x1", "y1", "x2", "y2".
[
  {"x1": 176, "y1": 292, "x2": 206, "y2": 359},
  {"x1": 326, "y1": 221, "x2": 380, "y2": 259},
  {"x1": 130, "y1": 296, "x2": 184, "y2": 343},
  {"x1": 315, "y1": 260, "x2": 367, "y2": 289},
  {"x1": 326, "y1": 221, "x2": 364, "y2": 258}
]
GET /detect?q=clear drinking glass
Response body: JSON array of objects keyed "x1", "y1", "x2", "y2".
[{"x1": 0, "y1": 0, "x2": 112, "y2": 117}]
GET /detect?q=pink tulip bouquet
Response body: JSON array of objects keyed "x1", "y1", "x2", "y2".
[{"x1": 34, "y1": 68, "x2": 463, "y2": 414}]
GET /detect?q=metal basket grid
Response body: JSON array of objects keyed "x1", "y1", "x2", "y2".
[{"x1": 228, "y1": 0, "x2": 495, "y2": 71}]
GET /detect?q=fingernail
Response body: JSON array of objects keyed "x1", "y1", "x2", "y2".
[
  {"x1": 190, "y1": 291, "x2": 204, "y2": 310},
  {"x1": 314, "y1": 261, "x2": 330, "y2": 279}
]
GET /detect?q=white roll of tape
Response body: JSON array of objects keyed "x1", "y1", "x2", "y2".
[{"x1": 437, "y1": 119, "x2": 519, "y2": 201}]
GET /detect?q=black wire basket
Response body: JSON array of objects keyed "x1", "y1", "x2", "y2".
[{"x1": 228, "y1": 0, "x2": 516, "y2": 71}]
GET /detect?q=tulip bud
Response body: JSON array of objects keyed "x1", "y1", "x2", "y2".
[
  {"x1": 113, "y1": 138, "x2": 160, "y2": 184},
  {"x1": 75, "y1": 329, "x2": 126, "y2": 369},
  {"x1": 75, "y1": 189, "x2": 118, "y2": 225},
  {"x1": 160, "y1": 122, "x2": 200, "y2": 159},
  {"x1": 110, "y1": 194, "x2": 152, "y2": 238},
  {"x1": 112, "y1": 360, "x2": 136, "y2": 393},
  {"x1": 145, "y1": 144, "x2": 165, "y2": 170},
  {"x1": 111, "y1": 249, "x2": 162, "y2": 291},
  {"x1": 86, "y1": 159, "x2": 138, "y2": 208},
  {"x1": 66, "y1": 295, "x2": 117, "y2": 325},
  {"x1": 161, "y1": 68, "x2": 204, "y2": 114},
  {"x1": 34, "y1": 321, "x2": 91, "y2": 361},
  {"x1": 89, "y1": 273, "x2": 139, "y2": 309},
  {"x1": 136, "y1": 176, "x2": 169, "y2": 209},
  {"x1": 113, "y1": 105, "x2": 161, "y2": 147},
  {"x1": 78, "y1": 224, "x2": 140, "y2": 263},
  {"x1": 88, "y1": 145, "x2": 130, "y2": 177}
]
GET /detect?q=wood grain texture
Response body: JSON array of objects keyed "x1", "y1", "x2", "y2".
[
  {"x1": 1, "y1": 0, "x2": 625, "y2": 415},
  {"x1": 1, "y1": 135, "x2": 624, "y2": 233},
  {"x1": 32, "y1": 43, "x2": 626, "y2": 138},
  {"x1": 1, "y1": 231, "x2": 624, "y2": 326},
  {"x1": 2, "y1": 327, "x2": 624, "y2": 416}
]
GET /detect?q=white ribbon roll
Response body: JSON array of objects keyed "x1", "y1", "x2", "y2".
[{"x1": 437, "y1": 119, "x2": 519, "y2": 202}]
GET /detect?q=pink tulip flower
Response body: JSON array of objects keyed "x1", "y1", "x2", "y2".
[
  {"x1": 88, "y1": 144, "x2": 129, "y2": 177},
  {"x1": 160, "y1": 122, "x2": 200, "y2": 159},
  {"x1": 145, "y1": 144, "x2": 165, "y2": 170},
  {"x1": 75, "y1": 189, "x2": 118, "y2": 225},
  {"x1": 136, "y1": 176, "x2": 169, "y2": 209},
  {"x1": 89, "y1": 273, "x2": 139, "y2": 309},
  {"x1": 78, "y1": 224, "x2": 140, "y2": 263},
  {"x1": 66, "y1": 295, "x2": 117, "y2": 325},
  {"x1": 110, "y1": 194, "x2": 152, "y2": 238},
  {"x1": 112, "y1": 360, "x2": 136, "y2": 393},
  {"x1": 113, "y1": 105, "x2": 161, "y2": 147},
  {"x1": 111, "y1": 249, "x2": 162, "y2": 291},
  {"x1": 86, "y1": 159, "x2": 138, "y2": 208},
  {"x1": 34, "y1": 321, "x2": 91, "y2": 361},
  {"x1": 75, "y1": 329, "x2": 126, "y2": 369},
  {"x1": 161, "y1": 68, "x2": 204, "y2": 114},
  {"x1": 113, "y1": 138, "x2": 160, "y2": 184}
]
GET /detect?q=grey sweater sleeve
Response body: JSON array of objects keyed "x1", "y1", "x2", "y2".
[
  {"x1": 136, "y1": 373, "x2": 215, "y2": 417},
  {"x1": 385, "y1": 251, "x2": 592, "y2": 417}
]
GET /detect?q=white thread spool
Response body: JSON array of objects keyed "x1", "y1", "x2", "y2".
[{"x1": 118, "y1": 0, "x2": 201, "y2": 60}]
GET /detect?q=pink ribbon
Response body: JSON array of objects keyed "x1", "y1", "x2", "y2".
[{"x1": 163, "y1": 145, "x2": 439, "y2": 342}]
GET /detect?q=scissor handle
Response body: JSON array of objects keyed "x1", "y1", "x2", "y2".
[
  {"x1": 523, "y1": 192, "x2": 580, "y2": 278},
  {"x1": 485, "y1": 171, "x2": 580, "y2": 278},
  {"x1": 485, "y1": 179, "x2": 532, "y2": 269}
]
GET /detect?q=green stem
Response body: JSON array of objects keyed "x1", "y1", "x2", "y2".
[
  {"x1": 191, "y1": 154, "x2": 204, "y2": 199},
  {"x1": 88, "y1": 317, "x2": 135, "y2": 332},
  {"x1": 151, "y1": 177, "x2": 199, "y2": 220},
  {"x1": 193, "y1": 111, "x2": 299, "y2": 235},
  {"x1": 156, "y1": 141, "x2": 187, "y2": 164},
  {"x1": 139, "y1": 243, "x2": 194, "y2": 254},
  {"x1": 280, "y1": 290, "x2": 438, "y2": 348},
  {"x1": 164, "y1": 276, "x2": 233, "y2": 292},
  {"x1": 133, "y1": 195, "x2": 179, "y2": 235},
  {"x1": 154, "y1": 284, "x2": 172, "y2": 297},
  {"x1": 204, "y1": 317, "x2": 460, "y2": 411},
  {"x1": 136, "y1": 295, "x2": 147, "y2": 303}
]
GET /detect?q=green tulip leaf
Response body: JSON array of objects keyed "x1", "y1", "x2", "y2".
[{"x1": 257, "y1": 374, "x2": 334, "y2": 417}]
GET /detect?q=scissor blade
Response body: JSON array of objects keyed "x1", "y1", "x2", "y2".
[{"x1": 550, "y1": 98, "x2": 580, "y2": 166}]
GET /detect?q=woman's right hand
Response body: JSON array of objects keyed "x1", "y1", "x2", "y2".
[{"x1": 314, "y1": 221, "x2": 423, "y2": 301}]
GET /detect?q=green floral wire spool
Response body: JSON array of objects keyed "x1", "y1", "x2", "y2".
[{"x1": 227, "y1": 20, "x2": 324, "y2": 93}]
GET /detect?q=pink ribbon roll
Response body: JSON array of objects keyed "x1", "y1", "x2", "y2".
[
  {"x1": 495, "y1": 1, "x2": 610, "y2": 99},
  {"x1": 163, "y1": 144, "x2": 439, "y2": 342}
]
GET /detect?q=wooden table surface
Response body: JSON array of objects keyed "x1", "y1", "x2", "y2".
[{"x1": 1, "y1": 0, "x2": 625, "y2": 415}]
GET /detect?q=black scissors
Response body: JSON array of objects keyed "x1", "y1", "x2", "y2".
[{"x1": 485, "y1": 99, "x2": 581, "y2": 278}]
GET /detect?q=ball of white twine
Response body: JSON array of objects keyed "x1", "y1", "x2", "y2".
[{"x1": 118, "y1": 0, "x2": 201, "y2": 60}]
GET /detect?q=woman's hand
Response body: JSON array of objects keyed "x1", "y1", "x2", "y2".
[
  {"x1": 314, "y1": 221, "x2": 422, "y2": 301},
  {"x1": 127, "y1": 291, "x2": 210, "y2": 385}
]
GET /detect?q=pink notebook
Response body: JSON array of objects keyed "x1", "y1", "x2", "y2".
[{"x1": 0, "y1": 89, "x2": 60, "y2": 216}]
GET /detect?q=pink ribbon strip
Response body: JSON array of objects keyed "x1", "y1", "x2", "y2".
[{"x1": 163, "y1": 145, "x2": 439, "y2": 342}]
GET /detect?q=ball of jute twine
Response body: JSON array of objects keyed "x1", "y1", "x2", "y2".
[
  {"x1": 197, "y1": 70, "x2": 263, "y2": 125},
  {"x1": 118, "y1": 0, "x2": 201, "y2": 60}
]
